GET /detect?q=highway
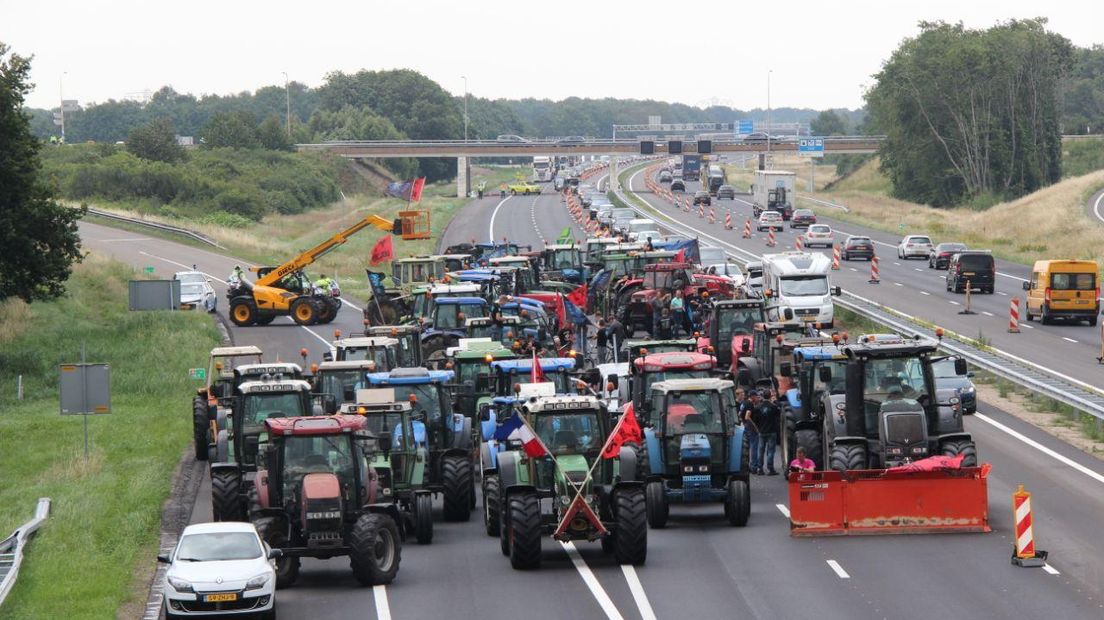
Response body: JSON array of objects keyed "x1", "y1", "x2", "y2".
[{"x1": 79, "y1": 175, "x2": 1104, "y2": 618}]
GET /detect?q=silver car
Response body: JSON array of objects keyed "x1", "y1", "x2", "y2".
[
  {"x1": 898, "y1": 235, "x2": 934, "y2": 260},
  {"x1": 180, "y1": 281, "x2": 217, "y2": 312}
]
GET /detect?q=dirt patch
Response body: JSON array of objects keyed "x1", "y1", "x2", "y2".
[{"x1": 977, "y1": 383, "x2": 1104, "y2": 459}]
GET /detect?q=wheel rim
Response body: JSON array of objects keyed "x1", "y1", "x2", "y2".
[
  {"x1": 295, "y1": 304, "x2": 313, "y2": 321},
  {"x1": 233, "y1": 305, "x2": 251, "y2": 322},
  {"x1": 373, "y1": 527, "x2": 396, "y2": 571}
]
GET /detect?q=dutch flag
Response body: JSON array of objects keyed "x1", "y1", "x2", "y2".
[{"x1": 493, "y1": 412, "x2": 547, "y2": 458}]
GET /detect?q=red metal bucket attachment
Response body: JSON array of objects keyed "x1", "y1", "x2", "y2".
[{"x1": 788, "y1": 465, "x2": 991, "y2": 536}]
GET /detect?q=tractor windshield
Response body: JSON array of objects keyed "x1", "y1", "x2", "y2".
[
  {"x1": 362, "y1": 413, "x2": 416, "y2": 450},
  {"x1": 642, "y1": 370, "x2": 708, "y2": 396},
  {"x1": 552, "y1": 250, "x2": 579, "y2": 270},
  {"x1": 435, "y1": 304, "x2": 486, "y2": 329},
  {"x1": 242, "y1": 392, "x2": 306, "y2": 426},
  {"x1": 456, "y1": 359, "x2": 494, "y2": 386},
  {"x1": 662, "y1": 392, "x2": 724, "y2": 434},
  {"x1": 861, "y1": 357, "x2": 930, "y2": 435},
  {"x1": 320, "y1": 370, "x2": 367, "y2": 404},
  {"x1": 534, "y1": 411, "x2": 601, "y2": 455},
  {"x1": 387, "y1": 384, "x2": 446, "y2": 427},
  {"x1": 646, "y1": 270, "x2": 674, "y2": 290},
  {"x1": 717, "y1": 306, "x2": 759, "y2": 338},
  {"x1": 281, "y1": 434, "x2": 356, "y2": 501},
  {"x1": 339, "y1": 346, "x2": 396, "y2": 371},
  {"x1": 812, "y1": 360, "x2": 848, "y2": 395}
]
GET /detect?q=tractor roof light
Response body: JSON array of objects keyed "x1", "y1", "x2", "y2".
[
  {"x1": 485, "y1": 353, "x2": 495, "y2": 363},
  {"x1": 569, "y1": 349, "x2": 577, "y2": 357},
  {"x1": 362, "y1": 318, "x2": 370, "y2": 326},
  {"x1": 357, "y1": 406, "x2": 367, "y2": 415},
  {"x1": 333, "y1": 329, "x2": 342, "y2": 340},
  {"x1": 935, "y1": 327, "x2": 945, "y2": 339},
  {"x1": 513, "y1": 383, "x2": 522, "y2": 395},
  {"x1": 390, "y1": 327, "x2": 398, "y2": 337},
  {"x1": 214, "y1": 361, "x2": 223, "y2": 371},
  {"x1": 408, "y1": 393, "x2": 418, "y2": 404},
  {"x1": 310, "y1": 363, "x2": 319, "y2": 374},
  {"x1": 775, "y1": 334, "x2": 784, "y2": 344},
  {"x1": 445, "y1": 361, "x2": 454, "y2": 369},
  {"x1": 299, "y1": 348, "x2": 308, "y2": 358}
]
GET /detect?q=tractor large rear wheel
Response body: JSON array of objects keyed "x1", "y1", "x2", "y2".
[
  {"x1": 349, "y1": 513, "x2": 401, "y2": 586},
  {"x1": 725, "y1": 479, "x2": 750, "y2": 527},
  {"x1": 211, "y1": 469, "x2": 245, "y2": 522},
  {"x1": 645, "y1": 481, "x2": 668, "y2": 529},
  {"x1": 192, "y1": 398, "x2": 209, "y2": 461},
  {"x1": 507, "y1": 492, "x2": 542, "y2": 569},
  {"x1": 291, "y1": 298, "x2": 320, "y2": 326},
  {"x1": 940, "y1": 439, "x2": 978, "y2": 467},
  {"x1": 256, "y1": 517, "x2": 299, "y2": 589},
  {"x1": 442, "y1": 455, "x2": 473, "y2": 522},
  {"x1": 613, "y1": 488, "x2": 647, "y2": 565},
  {"x1": 316, "y1": 297, "x2": 338, "y2": 324},
  {"x1": 829, "y1": 443, "x2": 868, "y2": 472},
  {"x1": 229, "y1": 297, "x2": 258, "y2": 327},
  {"x1": 483, "y1": 475, "x2": 501, "y2": 537}
]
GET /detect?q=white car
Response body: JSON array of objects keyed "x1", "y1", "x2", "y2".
[
  {"x1": 180, "y1": 280, "x2": 218, "y2": 312},
  {"x1": 803, "y1": 224, "x2": 834, "y2": 248},
  {"x1": 757, "y1": 211, "x2": 784, "y2": 231},
  {"x1": 898, "y1": 235, "x2": 934, "y2": 259},
  {"x1": 629, "y1": 229, "x2": 661, "y2": 243},
  {"x1": 174, "y1": 270, "x2": 208, "y2": 286},
  {"x1": 159, "y1": 522, "x2": 278, "y2": 619},
  {"x1": 705, "y1": 262, "x2": 746, "y2": 286}
]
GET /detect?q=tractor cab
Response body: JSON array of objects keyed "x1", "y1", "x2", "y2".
[
  {"x1": 540, "y1": 245, "x2": 584, "y2": 283},
  {"x1": 228, "y1": 377, "x2": 314, "y2": 467},
  {"x1": 192, "y1": 345, "x2": 265, "y2": 463},
  {"x1": 439, "y1": 253, "x2": 474, "y2": 272},
  {"x1": 447, "y1": 270, "x2": 507, "y2": 298},
  {"x1": 705, "y1": 299, "x2": 765, "y2": 373},
  {"x1": 447, "y1": 342, "x2": 517, "y2": 419},
  {"x1": 490, "y1": 357, "x2": 577, "y2": 396},
  {"x1": 631, "y1": 352, "x2": 714, "y2": 426},
  {"x1": 313, "y1": 360, "x2": 377, "y2": 407},
  {"x1": 476, "y1": 241, "x2": 528, "y2": 258},
  {"x1": 418, "y1": 283, "x2": 483, "y2": 319},
  {"x1": 623, "y1": 339, "x2": 697, "y2": 367},
  {"x1": 776, "y1": 344, "x2": 848, "y2": 469},
  {"x1": 328, "y1": 336, "x2": 399, "y2": 371},
  {"x1": 392, "y1": 256, "x2": 446, "y2": 288},
  {"x1": 363, "y1": 325, "x2": 422, "y2": 367},
  {"x1": 466, "y1": 316, "x2": 527, "y2": 346},
  {"x1": 427, "y1": 296, "x2": 488, "y2": 330},
  {"x1": 487, "y1": 257, "x2": 538, "y2": 291},
  {"x1": 733, "y1": 321, "x2": 809, "y2": 390},
  {"x1": 584, "y1": 238, "x2": 620, "y2": 265},
  {"x1": 343, "y1": 390, "x2": 427, "y2": 492},
  {"x1": 499, "y1": 302, "x2": 552, "y2": 342},
  {"x1": 365, "y1": 368, "x2": 458, "y2": 448}
]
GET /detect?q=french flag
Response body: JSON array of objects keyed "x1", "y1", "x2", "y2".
[{"x1": 493, "y1": 412, "x2": 547, "y2": 458}]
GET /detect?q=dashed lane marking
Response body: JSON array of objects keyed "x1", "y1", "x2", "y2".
[
  {"x1": 374, "y1": 585, "x2": 392, "y2": 620},
  {"x1": 1043, "y1": 564, "x2": 1061, "y2": 575},
  {"x1": 621, "y1": 565, "x2": 658, "y2": 620},
  {"x1": 826, "y1": 560, "x2": 851, "y2": 579},
  {"x1": 974, "y1": 413, "x2": 1104, "y2": 484},
  {"x1": 1063, "y1": 337, "x2": 1078, "y2": 343},
  {"x1": 775, "y1": 504, "x2": 791, "y2": 518},
  {"x1": 561, "y1": 542, "x2": 625, "y2": 620}
]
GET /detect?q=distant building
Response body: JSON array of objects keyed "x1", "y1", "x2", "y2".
[{"x1": 175, "y1": 135, "x2": 195, "y2": 147}]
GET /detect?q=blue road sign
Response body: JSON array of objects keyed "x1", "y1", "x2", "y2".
[
  {"x1": 738, "y1": 120, "x2": 754, "y2": 134},
  {"x1": 798, "y1": 137, "x2": 825, "y2": 157}
]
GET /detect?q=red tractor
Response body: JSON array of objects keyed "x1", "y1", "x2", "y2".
[
  {"x1": 252, "y1": 415, "x2": 402, "y2": 588},
  {"x1": 700, "y1": 299, "x2": 765, "y2": 376},
  {"x1": 622, "y1": 263, "x2": 735, "y2": 335},
  {"x1": 630, "y1": 351, "x2": 716, "y2": 426}
]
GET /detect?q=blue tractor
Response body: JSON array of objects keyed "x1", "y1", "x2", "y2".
[
  {"x1": 640, "y1": 377, "x2": 750, "y2": 528},
  {"x1": 366, "y1": 367, "x2": 475, "y2": 521},
  {"x1": 421, "y1": 296, "x2": 488, "y2": 368}
]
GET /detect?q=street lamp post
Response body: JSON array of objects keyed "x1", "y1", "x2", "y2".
[
  {"x1": 59, "y1": 72, "x2": 67, "y2": 144},
  {"x1": 282, "y1": 72, "x2": 291, "y2": 139},
  {"x1": 766, "y1": 69, "x2": 772, "y2": 158},
  {"x1": 461, "y1": 75, "x2": 469, "y2": 142}
]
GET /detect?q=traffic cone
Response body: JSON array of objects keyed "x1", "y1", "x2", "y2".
[
  {"x1": 709, "y1": 206, "x2": 716, "y2": 224},
  {"x1": 743, "y1": 219, "x2": 752, "y2": 239},
  {"x1": 831, "y1": 245, "x2": 841, "y2": 270},
  {"x1": 684, "y1": 198, "x2": 691, "y2": 213},
  {"x1": 725, "y1": 210, "x2": 733, "y2": 230},
  {"x1": 869, "y1": 256, "x2": 880, "y2": 284},
  {"x1": 1011, "y1": 485, "x2": 1048, "y2": 567},
  {"x1": 795, "y1": 235, "x2": 804, "y2": 251},
  {"x1": 698, "y1": 203, "x2": 705, "y2": 218},
  {"x1": 1008, "y1": 298, "x2": 1021, "y2": 333}
]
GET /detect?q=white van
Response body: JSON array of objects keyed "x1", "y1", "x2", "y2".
[
  {"x1": 761, "y1": 252, "x2": 841, "y2": 328},
  {"x1": 627, "y1": 218, "x2": 661, "y2": 242}
]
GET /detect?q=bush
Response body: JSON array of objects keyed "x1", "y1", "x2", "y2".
[{"x1": 200, "y1": 211, "x2": 253, "y2": 228}]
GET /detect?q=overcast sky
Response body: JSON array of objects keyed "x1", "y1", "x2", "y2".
[{"x1": 4, "y1": 0, "x2": 1100, "y2": 112}]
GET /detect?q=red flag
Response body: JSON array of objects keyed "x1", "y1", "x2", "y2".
[
  {"x1": 566, "y1": 284, "x2": 587, "y2": 309},
  {"x1": 602, "y1": 402, "x2": 642, "y2": 459},
  {"x1": 554, "y1": 494, "x2": 607, "y2": 537},
  {"x1": 531, "y1": 349, "x2": 545, "y2": 383},
  {"x1": 410, "y1": 177, "x2": 426, "y2": 203},
  {"x1": 369, "y1": 236, "x2": 394, "y2": 265}
]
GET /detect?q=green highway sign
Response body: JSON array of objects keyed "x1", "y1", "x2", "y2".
[
  {"x1": 189, "y1": 368, "x2": 206, "y2": 380},
  {"x1": 145, "y1": 266, "x2": 155, "y2": 274}
]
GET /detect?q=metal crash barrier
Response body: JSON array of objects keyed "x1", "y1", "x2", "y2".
[{"x1": 788, "y1": 466, "x2": 991, "y2": 536}]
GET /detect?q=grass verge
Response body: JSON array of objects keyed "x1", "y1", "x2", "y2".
[{"x1": 0, "y1": 254, "x2": 221, "y2": 619}]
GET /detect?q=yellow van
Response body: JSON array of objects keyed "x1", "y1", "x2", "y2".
[{"x1": 1022, "y1": 260, "x2": 1099, "y2": 326}]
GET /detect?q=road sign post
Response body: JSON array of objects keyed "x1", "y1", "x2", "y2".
[
  {"x1": 59, "y1": 342, "x2": 111, "y2": 458},
  {"x1": 188, "y1": 368, "x2": 207, "y2": 380}
]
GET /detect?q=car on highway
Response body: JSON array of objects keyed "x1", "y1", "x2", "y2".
[
  {"x1": 947, "y1": 250, "x2": 995, "y2": 294},
  {"x1": 928, "y1": 242, "x2": 968, "y2": 269},
  {"x1": 841, "y1": 235, "x2": 875, "y2": 261},
  {"x1": 158, "y1": 522, "x2": 277, "y2": 619},
  {"x1": 508, "y1": 181, "x2": 541, "y2": 195},
  {"x1": 699, "y1": 246, "x2": 727, "y2": 268},
  {"x1": 670, "y1": 178, "x2": 686, "y2": 192},
  {"x1": 756, "y1": 210, "x2": 783, "y2": 232},
  {"x1": 933, "y1": 355, "x2": 976, "y2": 414},
  {"x1": 658, "y1": 170, "x2": 672, "y2": 183},
  {"x1": 497, "y1": 134, "x2": 530, "y2": 143},
  {"x1": 744, "y1": 261, "x2": 764, "y2": 295},
  {"x1": 897, "y1": 234, "x2": 934, "y2": 260},
  {"x1": 743, "y1": 132, "x2": 771, "y2": 143},
  {"x1": 175, "y1": 270, "x2": 207, "y2": 286},
  {"x1": 716, "y1": 184, "x2": 736, "y2": 200},
  {"x1": 180, "y1": 280, "x2": 218, "y2": 312},
  {"x1": 627, "y1": 218, "x2": 661, "y2": 242},
  {"x1": 789, "y1": 209, "x2": 817, "y2": 229},
  {"x1": 802, "y1": 224, "x2": 834, "y2": 248},
  {"x1": 1023, "y1": 259, "x2": 1100, "y2": 326},
  {"x1": 693, "y1": 191, "x2": 712, "y2": 206},
  {"x1": 705, "y1": 262, "x2": 745, "y2": 286}
]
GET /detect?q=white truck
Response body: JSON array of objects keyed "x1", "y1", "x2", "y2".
[
  {"x1": 751, "y1": 170, "x2": 796, "y2": 220},
  {"x1": 760, "y1": 251, "x2": 840, "y2": 328},
  {"x1": 532, "y1": 156, "x2": 554, "y2": 182}
]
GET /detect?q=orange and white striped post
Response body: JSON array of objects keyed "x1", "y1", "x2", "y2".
[
  {"x1": 795, "y1": 235, "x2": 804, "y2": 252},
  {"x1": 743, "y1": 219, "x2": 752, "y2": 239},
  {"x1": 698, "y1": 203, "x2": 705, "y2": 219},
  {"x1": 1011, "y1": 485, "x2": 1047, "y2": 567},
  {"x1": 868, "y1": 255, "x2": 881, "y2": 284},
  {"x1": 709, "y1": 206, "x2": 716, "y2": 224},
  {"x1": 1009, "y1": 298, "x2": 1021, "y2": 333},
  {"x1": 725, "y1": 209, "x2": 733, "y2": 230},
  {"x1": 832, "y1": 245, "x2": 841, "y2": 270},
  {"x1": 767, "y1": 229, "x2": 776, "y2": 247},
  {"x1": 683, "y1": 198, "x2": 691, "y2": 213}
]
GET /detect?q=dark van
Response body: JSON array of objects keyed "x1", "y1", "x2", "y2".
[{"x1": 946, "y1": 251, "x2": 995, "y2": 294}]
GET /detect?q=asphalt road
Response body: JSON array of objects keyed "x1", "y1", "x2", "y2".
[{"x1": 80, "y1": 182, "x2": 1104, "y2": 618}]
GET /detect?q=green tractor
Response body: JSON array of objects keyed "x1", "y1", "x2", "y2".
[
  {"x1": 191, "y1": 345, "x2": 263, "y2": 461},
  {"x1": 446, "y1": 340, "x2": 517, "y2": 421},
  {"x1": 363, "y1": 325, "x2": 423, "y2": 367},
  {"x1": 495, "y1": 394, "x2": 647, "y2": 569}
]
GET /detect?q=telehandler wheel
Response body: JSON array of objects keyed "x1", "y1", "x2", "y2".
[
  {"x1": 483, "y1": 476, "x2": 502, "y2": 537},
  {"x1": 229, "y1": 298, "x2": 258, "y2": 326},
  {"x1": 350, "y1": 513, "x2": 401, "y2": 586},
  {"x1": 442, "y1": 455, "x2": 474, "y2": 522},
  {"x1": 413, "y1": 493, "x2": 434, "y2": 545},
  {"x1": 829, "y1": 443, "x2": 868, "y2": 472},
  {"x1": 192, "y1": 399, "x2": 209, "y2": 461},
  {"x1": 291, "y1": 298, "x2": 320, "y2": 325},
  {"x1": 725, "y1": 479, "x2": 750, "y2": 527},
  {"x1": 645, "y1": 481, "x2": 668, "y2": 529},
  {"x1": 256, "y1": 517, "x2": 300, "y2": 589},
  {"x1": 940, "y1": 439, "x2": 978, "y2": 467},
  {"x1": 210, "y1": 469, "x2": 245, "y2": 522},
  {"x1": 613, "y1": 488, "x2": 648, "y2": 565},
  {"x1": 507, "y1": 492, "x2": 542, "y2": 570}
]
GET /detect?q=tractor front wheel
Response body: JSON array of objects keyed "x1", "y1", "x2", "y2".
[
  {"x1": 645, "y1": 481, "x2": 668, "y2": 529},
  {"x1": 613, "y1": 488, "x2": 647, "y2": 565},
  {"x1": 507, "y1": 492, "x2": 542, "y2": 569},
  {"x1": 349, "y1": 513, "x2": 401, "y2": 586},
  {"x1": 256, "y1": 517, "x2": 299, "y2": 589},
  {"x1": 192, "y1": 398, "x2": 209, "y2": 461},
  {"x1": 442, "y1": 455, "x2": 473, "y2": 522},
  {"x1": 229, "y1": 297, "x2": 257, "y2": 326},
  {"x1": 829, "y1": 443, "x2": 868, "y2": 472},
  {"x1": 483, "y1": 475, "x2": 501, "y2": 537},
  {"x1": 940, "y1": 439, "x2": 978, "y2": 467},
  {"x1": 725, "y1": 479, "x2": 750, "y2": 527},
  {"x1": 413, "y1": 493, "x2": 433, "y2": 544},
  {"x1": 211, "y1": 469, "x2": 245, "y2": 522}
]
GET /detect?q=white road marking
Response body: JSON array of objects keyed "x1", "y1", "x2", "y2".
[
  {"x1": 488, "y1": 194, "x2": 513, "y2": 241},
  {"x1": 775, "y1": 503, "x2": 791, "y2": 517},
  {"x1": 893, "y1": 282, "x2": 903, "y2": 287},
  {"x1": 921, "y1": 291, "x2": 931, "y2": 296},
  {"x1": 1063, "y1": 337, "x2": 1078, "y2": 343},
  {"x1": 914, "y1": 268, "x2": 923, "y2": 272},
  {"x1": 974, "y1": 413, "x2": 1104, "y2": 484},
  {"x1": 137, "y1": 250, "x2": 222, "y2": 281},
  {"x1": 621, "y1": 565, "x2": 658, "y2": 620},
  {"x1": 561, "y1": 542, "x2": 624, "y2": 620},
  {"x1": 373, "y1": 585, "x2": 392, "y2": 620},
  {"x1": 1043, "y1": 563, "x2": 1061, "y2": 575},
  {"x1": 826, "y1": 560, "x2": 850, "y2": 579},
  {"x1": 97, "y1": 236, "x2": 150, "y2": 242},
  {"x1": 998, "y1": 291, "x2": 1008, "y2": 296},
  {"x1": 948, "y1": 300, "x2": 960, "y2": 305},
  {"x1": 1094, "y1": 190, "x2": 1104, "y2": 224},
  {"x1": 982, "y1": 311, "x2": 994, "y2": 317},
  {"x1": 849, "y1": 267, "x2": 858, "y2": 272},
  {"x1": 1023, "y1": 324, "x2": 1034, "y2": 329}
]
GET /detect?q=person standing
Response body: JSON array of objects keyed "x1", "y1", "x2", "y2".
[
  {"x1": 744, "y1": 391, "x2": 762, "y2": 475},
  {"x1": 596, "y1": 319, "x2": 609, "y2": 364},
  {"x1": 753, "y1": 389, "x2": 782, "y2": 475},
  {"x1": 606, "y1": 315, "x2": 626, "y2": 361},
  {"x1": 669, "y1": 290, "x2": 686, "y2": 337}
]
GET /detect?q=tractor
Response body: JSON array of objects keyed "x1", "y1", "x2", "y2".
[
  {"x1": 191, "y1": 345, "x2": 263, "y2": 461},
  {"x1": 732, "y1": 320, "x2": 811, "y2": 390},
  {"x1": 775, "y1": 342, "x2": 849, "y2": 471},
  {"x1": 490, "y1": 357, "x2": 578, "y2": 397},
  {"x1": 623, "y1": 263, "x2": 736, "y2": 335},
  {"x1": 363, "y1": 325, "x2": 422, "y2": 367},
  {"x1": 326, "y1": 335, "x2": 399, "y2": 370},
  {"x1": 801, "y1": 335, "x2": 977, "y2": 472},
  {"x1": 465, "y1": 316, "x2": 526, "y2": 347},
  {"x1": 420, "y1": 296, "x2": 488, "y2": 367},
  {"x1": 365, "y1": 368, "x2": 475, "y2": 522},
  {"x1": 363, "y1": 256, "x2": 447, "y2": 325},
  {"x1": 621, "y1": 338, "x2": 697, "y2": 367},
  {"x1": 251, "y1": 415, "x2": 402, "y2": 588},
  {"x1": 445, "y1": 341, "x2": 517, "y2": 421},
  {"x1": 311, "y1": 360, "x2": 377, "y2": 408},
  {"x1": 630, "y1": 352, "x2": 715, "y2": 427},
  {"x1": 702, "y1": 299, "x2": 765, "y2": 374},
  {"x1": 494, "y1": 394, "x2": 647, "y2": 569},
  {"x1": 640, "y1": 378, "x2": 750, "y2": 528},
  {"x1": 538, "y1": 244, "x2": 585, "y2": 284}
]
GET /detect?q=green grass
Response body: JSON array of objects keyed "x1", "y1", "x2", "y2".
[
  {"x1": 1063, "y1": 137, "x2": 1104, "y2": 178},
  {"x1": 0, "y1": 255, "x2": 221, "y2": 619}
]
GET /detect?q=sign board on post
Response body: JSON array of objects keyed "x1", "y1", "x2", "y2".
[
  {"x1": 738, "y1": 120, "x2": 754, "y2": 134},
  {"x1": 189, "y1": 368, "x2": 207, "y2": 380},
  {"x1": 798, "y1": 137, "x2": 825, "y2": 158},
  {"x1": 59, "y1": 363, "x2": 111, "y2": 415},
  {"x1": 128, "y1": 279, "x2": 181, "y2": 311}
]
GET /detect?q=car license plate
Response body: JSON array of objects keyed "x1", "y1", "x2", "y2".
[
  {"x1": 180, "y1": 303, "x2": 193, "y2": 310},
  {"x1": 1076, "y1": 300, "x2": 1088, "y2": 304},
  {"x1": 801, "y1": 316, "x2": 816, "y2": 322},
  {"x1": 204, "y1": 592, "x2": 238, "y2": 603}
]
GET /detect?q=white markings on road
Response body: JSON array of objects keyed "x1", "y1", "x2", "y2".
[
  {"x1": 561, "y1": 542, "x2": 624, "y2": 620},
  {"x1": 893, "y1": 282, "x2": 903, "y2": 287},
  {"x1": 1063, "y1": 337, "x2": 1078, "y2": 343},
  {"x1": 948, "y1": 300, "x2": 961, "y2": 306},
  {"x1": 98, "y1": 236, "x2": 150, "y2": 242},
  {"x1": 974, "y1": 413, "x2": 1104, "y2": 484},
  {"x1": 373, "y1": 585, "x2": 392, "y2": 620},
  {"x1": 138, "y1": 250, "x2": 222, "y2": 281},
  {"x1": 1093, "y1": 190, "x2": 1104, "y2": 225},
  {"x1": 982, "y1": 311, "x2": 994, "y2": 317},
  {"x1": 1042, "y1": 563, "x2": 1061, "y2": 575},
  {"x1": 914, "y1": 268, "x2": 923, "y2": 272},
  {"x1": 920, "y1": 291, "x2": 931, "y2": 295},
  {"x1": 849, "y1": 267, "x2": 858, "y2": 272},
  {"x1": 1022, "y1": 324, "x2": 1034, "y2": 329},
  {"x1": 998, "y1": 291, "x2": 1008, "y2": 296},
  {"x1": 488, "y1": 194, "x2": 513, "y2": 241},
  {"x1": 621, "y1": 565, "x2": 658, "y2": 620},
  {"x1": 893, "y1": 262, "x2": 901, "y2": 266},
  {"x1": 826, "y1": 560, "x2": 851, "y2": 579},
  {"x1": 775, "y1": 503, "x2": 791, "y2": 518}
]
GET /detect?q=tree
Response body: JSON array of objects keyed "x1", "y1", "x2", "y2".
[
  {"x1": 0, "y1": 42, "x2": 83, "y2": 302},
  {"x1": 127, "y1": 117, "x2": 185, "y2": 162},
  {"x1": 201, "y1": 110, "x2": 260, "y2": 148},
  {"x1": 866, "y1": 19, "x2": 1072, "y2": 206},
  {"x1": 257, "y1": 113, "x2": 290, "y2": 150},
  {"x1": 810, "y1": 110, "x2": 848, "y2": 136}
]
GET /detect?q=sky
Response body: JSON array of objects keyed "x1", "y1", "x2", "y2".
[{"x1": 3, "y1": 0, "x2": 1101, "y2": 112}]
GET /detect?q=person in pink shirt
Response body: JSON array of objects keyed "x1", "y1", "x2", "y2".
[{"x1": 789, "y1": 446, "x2": 816, "y2": 473}]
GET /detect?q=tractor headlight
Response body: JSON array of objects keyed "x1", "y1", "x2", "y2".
[
  {"x1": 886, "y1": 447, "x2": 904, "y2": 456},
  {"x1": 910, "y1": 446, "x2": 926, "y2": 454},
  {"x1": 948, "y1": 397, "x2": 960, "y2": 405},
  {"x1": 682, "y1": 465, "x2": 694, "y2": 473},
  {"x1": 245, "y1": 573, "x2": 271, "y2": 591},
  {"x1": 167, "y1": 575, "x2": 193, "y2": 593},
  {"x1": 698, "y1": 465, "x2": 709, "y2": 472}
]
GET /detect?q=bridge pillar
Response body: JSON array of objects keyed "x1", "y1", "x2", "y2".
[
  {"x1": 457, "y1": 156, "x2": 471, "y2": 198},
  {"x1": 611, "y1": 156, "x2": 619, "y2": 191}
]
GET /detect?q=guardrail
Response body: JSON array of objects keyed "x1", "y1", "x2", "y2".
[
  {"x1": 612, "y1": 166, "x2": 1104, "y2": 428},
  {"x1": 84, "y1": 208, "x2": 223, "y2": 249},
  {"x1": 0, "y1": 498, "x2": 51, "y2": 607}
]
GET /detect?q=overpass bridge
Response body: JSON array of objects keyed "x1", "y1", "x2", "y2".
[{"x1": 296, "y1": 136, "x2": 883, "y2": 196}]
